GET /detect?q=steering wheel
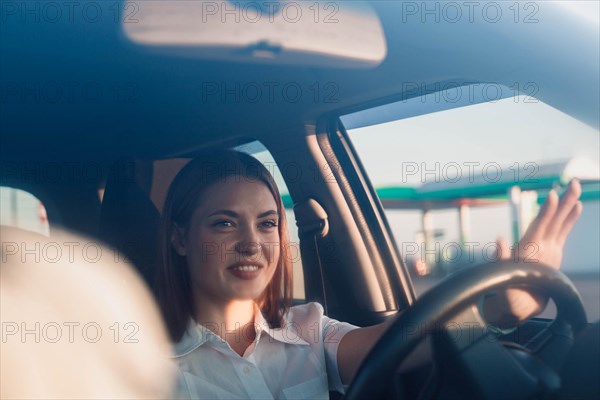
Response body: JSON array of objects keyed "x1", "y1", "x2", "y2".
[{"x1": 344, "y1": 261, "x2": 588, "y2": 400}]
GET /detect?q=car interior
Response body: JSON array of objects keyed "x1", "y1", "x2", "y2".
[{"x1": 1, "y1": 1, "x2": 599, "y2": 399}]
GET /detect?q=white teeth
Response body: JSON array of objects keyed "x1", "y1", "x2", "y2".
[{"x1": 231, "y1": 265, "x2": 259, "y2": 272}]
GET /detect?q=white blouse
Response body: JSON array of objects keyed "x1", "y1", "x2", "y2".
[{"x1": 172, "y1": 302, "x2": 358, "y2": 399}]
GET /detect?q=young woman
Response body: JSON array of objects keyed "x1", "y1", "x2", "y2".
[{"x1": 156, "y1": 149, "x2": 582, "y2": 399}]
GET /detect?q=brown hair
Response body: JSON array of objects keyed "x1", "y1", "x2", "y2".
[{"x1": 156, "y1": 149, "x2": 293, "y2": 342}]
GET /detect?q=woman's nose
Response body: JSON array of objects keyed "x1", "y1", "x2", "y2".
[
  {"x1": 235, "y1": 241, "x2": 261, "y2": 255},
  {"x1": 234, "y1": 227, "x2": 261, "y2": 255}
]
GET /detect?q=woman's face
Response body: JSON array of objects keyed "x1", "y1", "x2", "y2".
[{"x1": 173, "y1": 176, "x2": 281, "y2": 306}]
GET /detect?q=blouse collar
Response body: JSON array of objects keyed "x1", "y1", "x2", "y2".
[{"x1": 172, "y1": 304, "x2": 309, "y2": 357}]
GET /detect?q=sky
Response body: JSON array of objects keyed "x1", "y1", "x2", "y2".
[{"x1": 346, "y1": 96, "x2": 599, "y2": 187}]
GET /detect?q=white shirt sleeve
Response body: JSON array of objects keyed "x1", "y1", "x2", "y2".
[
  {"x1": 323, "y1": 316, "x2": 358, "y2": 393},
  {"x1": 312, "y1": 303, "x2": 359, "y2": 394}
]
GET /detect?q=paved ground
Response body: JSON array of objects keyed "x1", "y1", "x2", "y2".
[{"x1": 411, "y1": 272, "x2": 600, "y2": 322}]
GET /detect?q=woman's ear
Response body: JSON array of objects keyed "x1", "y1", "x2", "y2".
[{"x1": 171, "y1": 224, "x2": 187, "y2": 256}]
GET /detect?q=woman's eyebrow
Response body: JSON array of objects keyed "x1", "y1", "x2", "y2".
[
  {"x1": 258, "y1": 210, "x2": 278, "y2": 218},
  {"x1": 207, "y1": 210, "x2": 238, "y2": 218},
  {"x1": 207, "y1": 210, "x2": 278, "y2": 218}
]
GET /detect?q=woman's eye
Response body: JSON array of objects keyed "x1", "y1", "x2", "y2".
[
  {"x1": 212, "y1": 220, "x2": 234, "y2": 228},
  {"x1": 261, "y1": 220, "x2": 278, "y2": 228}
]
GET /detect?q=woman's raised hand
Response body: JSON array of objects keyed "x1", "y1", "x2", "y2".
[
  {"x1": 514, "y1": 179, "x2": 583, "y2": 269},
  {"x1": 488, "y1": 179, "x2": 583, "y2": 325}
]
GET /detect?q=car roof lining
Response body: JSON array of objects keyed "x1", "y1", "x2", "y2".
[{"x1": 3, "y1": 3, "x2": 596, "y2": 161}]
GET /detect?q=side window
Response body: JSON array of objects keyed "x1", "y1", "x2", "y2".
[
  {"x1": 235, "y1": 142, "x2": 305, "y2": 301},
  {"x1": 342, "y1": 86, "x2": 599, "y2": 320},
  {"x1": 0, "y1": 187, "x2": 50, "y2": 236}
]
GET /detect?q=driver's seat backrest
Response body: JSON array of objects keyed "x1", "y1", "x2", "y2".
[{"x1": 99, "y1": 159, "x2": 160, "y2": 292}]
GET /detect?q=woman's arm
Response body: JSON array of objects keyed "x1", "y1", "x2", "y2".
[
  {"x1": 336, "y1": 179, "x2": 583, "y2": 384},
  {"x1": 336, "y1": 314, "x2": 398, "y2": 385}
]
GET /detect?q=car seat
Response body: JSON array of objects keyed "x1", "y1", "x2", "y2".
[{"x1": 99, "y1": 159, "x2": 160, "y2": 293}]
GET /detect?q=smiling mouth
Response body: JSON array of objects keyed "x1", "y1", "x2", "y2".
[
  {"x1": 229, "y1": 265, "x2": 261, "y2": 272},
  {"x1": 227, "y1": 264, "x2": 264, "y2": 280}
]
